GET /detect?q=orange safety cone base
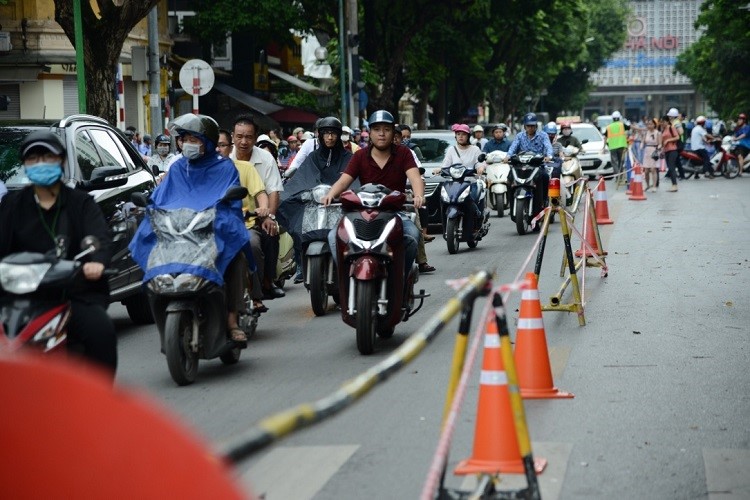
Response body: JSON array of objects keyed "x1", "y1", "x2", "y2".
[
  {"x1": 596, "y1": 217, "x2": 614, "y2": 225},
  {"x1": 454, "y1": 456, "x2": 547, "y2": 476},
  {"x1": 521, "y1": 386, "x2": 575, "y2": 399}
]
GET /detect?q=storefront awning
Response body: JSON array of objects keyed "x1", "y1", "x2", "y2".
[
  {"x1": 269, "y1": 107, "x2": 320, "y2": 125},
  {"x1": 268, "y1": 68, "x2": 329, "y2": 96},
  {"x1": 213, "y1": 82, "x2": 283, "y2": 115}
]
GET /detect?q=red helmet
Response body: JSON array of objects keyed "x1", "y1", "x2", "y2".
[
  {"x1": 559, "y1": 121, "x2": 571, "y2": 130},
  {"x1": 739, "y1": 113, "x2": 747, "y2": 121},
  {"x1": 451, "y1": 123, "x2": 471, "y2": 134}
]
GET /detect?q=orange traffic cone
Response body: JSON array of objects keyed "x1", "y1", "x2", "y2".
[
  {"x1": 514, "y1": 273, "x2": 574, "y2": 399},
  {"x1": 628, "y1": 163, "x2": 647, "y2": 201},
  {"x1": 594, "y1": 177, "x2": 614, "y2": 225},
  {"x1": 454, "y1": 314, "x2": 547, "y2": 475},
  {"x1": 575, "y1": 204, "x2": 607, "y2": 258}
]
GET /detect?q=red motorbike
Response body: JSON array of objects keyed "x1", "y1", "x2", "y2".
[
  {"x1": 334, "y1": 183, "x2": 429, "y2": 354},
  {"x1": 0, "y1": 236, "x2": 102, "y2": 355},
  {"x1": 680, "y1": 139, "x2": 740, "y2": 179}
]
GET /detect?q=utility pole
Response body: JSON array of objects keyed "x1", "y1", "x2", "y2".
[
  {"x1": 338, "y1": 0, "x2": 347, "y2": 124},
  {"x1": 73, "y1": 0, "x2": 86, "y2": 113},
  {"x1": 147, "y1": 6, "x2": 162, "y2": 135},
  {"x1": 347, "y1": 0, "x2": 359, "y2": 128}
]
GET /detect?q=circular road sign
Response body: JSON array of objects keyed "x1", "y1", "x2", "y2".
[{"x1": 178, "y1": 59, "x2": 215, "y2": 97}]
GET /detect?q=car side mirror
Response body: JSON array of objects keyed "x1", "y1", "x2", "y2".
[
  {"x1": 78, "y1": 166, "x2": 128, "y2": 191},
  {"x1": 581, "y1": 139, "x2": 589, "y2": 145}
]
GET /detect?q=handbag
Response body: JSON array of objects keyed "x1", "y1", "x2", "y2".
[{"x1": 651, "y1": 150, "x2": 660, "y2": 161}]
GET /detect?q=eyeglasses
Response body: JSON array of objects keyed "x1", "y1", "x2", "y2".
[{"x1": 321, "y1": 131, "x2": 337, "y2": 137}]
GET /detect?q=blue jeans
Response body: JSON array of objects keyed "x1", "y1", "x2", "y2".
[{"x1": 328, "y1": 214, "x2": 419, "y2": 277}]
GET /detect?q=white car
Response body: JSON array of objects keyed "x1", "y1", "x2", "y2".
[{"x1": 570, "y1": 123, "x2": 612, "y2": 177}]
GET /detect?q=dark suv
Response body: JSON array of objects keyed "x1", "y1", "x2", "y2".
[{"x1": 0, "y1": 115, "x2": 157, "y2": 323}]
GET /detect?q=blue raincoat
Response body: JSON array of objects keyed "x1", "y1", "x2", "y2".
[{"x1": 129, "y1": 153, "x2": 254, "y2": 286}]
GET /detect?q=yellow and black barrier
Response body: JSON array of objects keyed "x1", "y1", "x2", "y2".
[{"x1": 218, "y1": 270, "x2": 493, "y2": 463}]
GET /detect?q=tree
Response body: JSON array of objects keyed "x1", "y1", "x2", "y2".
[
  {"x1": 676, "y1": 0, "x2": 750, "y2": 118},
  {"x1": 55, "y1": 0, "x2": 160, "y2": 125}
]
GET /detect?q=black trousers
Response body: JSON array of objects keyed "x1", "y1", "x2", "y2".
[{"x1": 68, "y1": 300, "x2": 118, "y2": 376}]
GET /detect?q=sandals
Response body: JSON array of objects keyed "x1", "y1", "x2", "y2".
[
  {"x1": 418, "y1": 263, "x2": 436, "y2": 273},
  {"x1": 253, "y1": 301, "x2": 269, "y2": 313},
  {"x1": 229, "y1": 327, "x2": 247, "y2": 343},
  {"x1": 423, "y1": 234, "x2": 436, "y2": 243}
]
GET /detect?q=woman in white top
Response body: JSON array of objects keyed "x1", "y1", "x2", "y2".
[
  {"x1": 436, "y1": 123, "x2": 485, "y2": 174},
  {"x1": 642, "y1": 118, "x2": 662, "y2": 192}
]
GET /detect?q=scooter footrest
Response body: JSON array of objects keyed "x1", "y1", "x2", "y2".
[{"x1": 412, "y1": 289, "x2": 430, "y2": 299}]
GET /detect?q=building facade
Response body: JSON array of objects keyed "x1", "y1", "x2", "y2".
[{"x1": 585, "y1": 0, "x2": 707, "y2": 122}]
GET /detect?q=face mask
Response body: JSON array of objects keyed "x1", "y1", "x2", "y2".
[
  {"x1": 157, "y1": 145, "x2": 169, "y2": 156},
  {"x1": 25, "y1": 163, "x2": 63, "y2": 186},
  {"x1": 562, "y1": 130, "x2": 572, "y2": 136},
  {"x1": 182, "y1": 142, "x2": 203, "y2": 161}
]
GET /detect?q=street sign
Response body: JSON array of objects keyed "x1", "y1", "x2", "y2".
[{"x1": 178, "y1": 59, "x2": 214, "y2": 114}]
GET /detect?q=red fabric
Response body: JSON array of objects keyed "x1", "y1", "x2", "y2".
[
  {"x1": 344, "y1": 144, "x2": 417, "y2": 192},
  {"x1": 662, "y1": 126, "x2": 679, "y2": 153}
]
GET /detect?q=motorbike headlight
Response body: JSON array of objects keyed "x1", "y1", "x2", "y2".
[
  {"x1": 440, "y1": 186, "x2": 449, "y2": 203},
  {"x1": 458, "y1": 189, "x2": 471, "y2": 202},
  {"x1": 173, "y1": 274, "x2": 206, "y2": 292},
  {"x1": 450, "y1": 166, "x2": 465, "y2": 179},
  {"x1": 0, "y1": 262, "x2": 52, "y2": 294}
]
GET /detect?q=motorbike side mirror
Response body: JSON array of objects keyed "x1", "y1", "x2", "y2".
[
  {"x1": 222, "y1": 186, "x2": 249, "y2": 202},
  {"x1": 418, "y1": 167, "x2": 426, "y2": 176},
  {"x1": 131, "y1": 192, "x2": 150, "y2": 208},
  {"x1": 581, "y1": 139, "x2": 589, "y2": 145},
  {"x1": 80, "y1": 236, "x2": 100, "y2": 252},
  {"x1": 477, "y1": 153, "x2": 486, "y2": 163}
]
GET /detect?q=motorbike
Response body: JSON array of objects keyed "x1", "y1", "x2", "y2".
[
  {"x1": 274, "y1": 229, "x2": 297, "y2": 289},
  {"x1": 728, "y1": 137, "x2": 750, "y2": 174},
  {"x1": 0, "y1": 236, "x2": 103, "y2": 355},
  {"x1": 132, "y1": 186, "x2": 259, "y2": 386},
  {"x1": 679, "y1": 139, "x2": 739, "y2": 179},
  {"x1": 300, "y1": 184, "x2": 342, "y2": 316},
  {"x1": 508, "y1": 152, "x2": 547, "y2": 235},
  {"x1": 334, "y1": 183, "x2": 429, "y2": 355},
  {"x1": 439, "y1": 162, "x2": 491, "y2": 254},
  {"x1": 561, "y1": 145, "x2": 584, "y2": 206},
  {"x1": 484, "y1": 150, "x2": 510, "y2": 217}
]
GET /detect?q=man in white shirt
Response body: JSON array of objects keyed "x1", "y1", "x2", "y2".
[
  {"x1": 231, "y1": 114, "x2": 286, "y2": 299},
  {"x1": 690, "y1": 116, "x2": 715, "y2": 179}
]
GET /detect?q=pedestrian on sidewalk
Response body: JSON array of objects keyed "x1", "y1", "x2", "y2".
[
  {"x1": 642, "y1": 118, "x2": 662, "y2": 192},
  {"x1": 660, "y1": 115, "x2": 680, "y2": 192}
]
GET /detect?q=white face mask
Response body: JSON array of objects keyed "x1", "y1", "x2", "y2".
[
  {"x1": 562, "y1": 129, "x2": 572, "y2": 136},
  {"x1": 182, "y1": 142, "x2": 203, "y2": 161},
  {"x1": 157, "y1": 145, "x2": 170, "y2": 156}
]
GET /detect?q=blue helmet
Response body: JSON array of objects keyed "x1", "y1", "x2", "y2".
[
  {"x1": 543, "y1": 122, "x2": 558, "y2": 135},
  {"x1": 368, "y1": 110, "x2": 395, "y2": 126},
  {"x1": 523, "y1": 113, "x2": 538, "y2": 126}
]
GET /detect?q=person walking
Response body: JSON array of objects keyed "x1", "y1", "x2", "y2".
[
  {"x1": 604, "y1": 111, "x2": 629, "y2": 176},
  {"x1": 660, "y1": 115, "x2": 680, "y2": 192},
  {"x1": 642, "y1": 118, "x2": 662, "y2": 192}
]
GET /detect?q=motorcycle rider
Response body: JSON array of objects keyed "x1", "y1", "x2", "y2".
[
  {"x1": 399, "y1": 124, "x2": 424, "y2": 161},
  {"x1": 556, "y1": 122, "x2": 583, "y2": 149},
  {"x1": 439, "y1": 123, "x2": 485, "y2": 173},
  {"x1": 231, "y1": 114, "x2": 285, "y2": 300},
  {"x1": 341, "y1": 126, "x2": 360, "y2": 154},
  {"x1": 733, "y1": 113, "x2": 750, "y2": 176},
  {"x1": 148, "y1": 134, "x2": 176, "y2": 176},
  {"x1": 690, "y1": 116, "x2": 715, "y2": 179},
  {"x1": 471, "y1": 124, "x2": 488, "y2": 149},
  {"x1": 0, "y1": 131, "x2": 118, "y2": 376},
  {"x1": 483, "y1": 124, "x2": 511, "y2": 153},
  {"x1": 129, "y1": 113, "x2": 254, "y2": 344},
  {"x1": 604, "y1": 111, "x2": 629, "y2": 176},
  {"x1": 321, "y1": 110, "x2": 425, "y2": 280},
  {"x1": 507, "y1": 112, "x2": 553, "y2": 215}
]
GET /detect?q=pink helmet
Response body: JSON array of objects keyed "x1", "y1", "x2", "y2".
[{"x1": 451, "y1": 123, "x2": 471, "y2": 134}]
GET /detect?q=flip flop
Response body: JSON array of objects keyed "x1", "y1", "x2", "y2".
[
  {"x1": 229, "y1": 327, "x2": 247, "y2": 343},
  {"x1": 253, "y1": 302, "x2": 269, "y2": 313}
]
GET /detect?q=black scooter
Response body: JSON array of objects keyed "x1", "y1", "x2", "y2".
[{"x1": 508, "y1": 152, "x2": 547, "y2": 235}]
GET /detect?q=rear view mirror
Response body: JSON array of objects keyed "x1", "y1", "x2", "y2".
[
  {"x1": 477, "y1": 153, "x2": 487, "y2": 163},
  {"x1": 222, "y1": 186, "x2": 249, "y2": 202},
  {"x1": 80, "y1": 235, "x2": 100, "y2": 251},
  {"x1": 131, "y1": 192, "x2": 150, "y2": 207},
  {"x1": 582, "y1": 139, "x2": 589, "y2": 145},
  {"x1": 79, "y1": 166, "x2": 128, "y2": 191}
]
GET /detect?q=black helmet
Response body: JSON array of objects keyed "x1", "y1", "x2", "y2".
[
  {"x1": 523, "y1": 113, "x2": 538, "y2": 126},
  {"x1": 169, "y1": 113, "x2": 220, "y2": 145},
  {"x1": 20, "y1": 130, "x2": 66, "y2": 159},
  {"x1": 317, "y1": 116, "x2": 342, "y2": 136},
  {"x1": 155, "y1": 134, "x2": 171, "y2": 145},
  {"x1": 368, "y1": 110, "x2": 395, "y2": 126}
]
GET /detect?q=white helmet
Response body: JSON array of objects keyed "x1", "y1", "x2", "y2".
[
  {"x1": 612, "y1": 111, "x2": 622, "y2": 120},
  {"x1": 667, "y1": 108, "x2": 679, "y2": 118},
  {"x1": 473, "y1": 124, "x2": 484, "y2": 133},
  {"x1": 695, "y1": 115, "x2": 706, "y2": 124}
]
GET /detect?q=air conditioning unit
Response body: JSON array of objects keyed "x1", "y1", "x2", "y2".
[{"x1": 0, "y1": 32, "x2": 12, "y2": 52}]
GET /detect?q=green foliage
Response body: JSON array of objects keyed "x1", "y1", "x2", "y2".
[{"x1": 675, "y1": 0, "x2": 750, "y2": 117}]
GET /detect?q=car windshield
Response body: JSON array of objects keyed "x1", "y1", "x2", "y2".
[
  {"x1": 572, "y1": 127, "x2": 603, "y2": 143},
  {"x1": 0, "y1": 127, "x2": 37, "y2": 187},
  {"x1": 410, "y1": 136, "x2": 456, "y2": 163}
]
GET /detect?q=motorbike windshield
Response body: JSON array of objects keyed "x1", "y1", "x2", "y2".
[{"x1": 146, "y1": 207, "x2": 219, "y2": 276}]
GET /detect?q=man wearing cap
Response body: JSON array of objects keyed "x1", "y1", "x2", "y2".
[
  {"x1": 604, "y1": 111, "x2": 629, "y2": 175},
  {"x1": 140, "y1": 134, "x2": 153, "y2": 157},
  {"x1": 690, "y1": 116, "x2": 715, "y2": 179},
  {"x1": 483, "y1": 124, "x2": 511, "y2": 153},
  {"x1": 321, "y1": 110, "x2": 426, "y2": 277},
  {"x1": 341, "y1": 125, "x2": 360, "y2": 154},
  {"x1": 471, "y1": 124, "x2": 488, "y2": 149},
  {"x1": 0, "y1": 130, "x2": 118, "y2": 375}
]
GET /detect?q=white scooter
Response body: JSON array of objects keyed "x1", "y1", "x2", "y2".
[
  {"x1": 561, "y1": 145, "x2": 583, "y2": 206},
  {"x1": 484, "y1": 150, "x2": 510, "y2": 217}
]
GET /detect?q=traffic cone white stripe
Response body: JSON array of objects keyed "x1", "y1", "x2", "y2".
[
  {"x1": 521, "y1": 289, "x2": 540, "y2": 301},
  {"x1": 518, "y1": 318, "x2": 544, "y2": 330},
  {"x1": 484, "y1": 334, "x2": 501, "y2": 348},
  {"x1": 595, "y1": 191, "x2": 607, "y2": 201},
  {"x1": 480, "y1": 370, "x2": 508, "y2": 386}
]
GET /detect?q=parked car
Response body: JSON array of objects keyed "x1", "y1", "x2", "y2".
[
  {"x1": 408, "y1": 129, "x2": 456, "y2": 229},
  {"x1": 570, "y1": 123, "x2": 613, "y2": 177},
  {"x1": 0, "y1": 115, "x2": 157, "y2": 323}
]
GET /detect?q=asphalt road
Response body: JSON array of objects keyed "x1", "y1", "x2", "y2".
[{"x1": 113, "y1": 175, "x2": 750, "y2": 499}]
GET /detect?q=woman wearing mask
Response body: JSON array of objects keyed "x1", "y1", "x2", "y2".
[
  {"x1": 0, "y1": 131, "x2": 118, "y2": 376},
  {"x1": 148, "y1": 134, "x2": 175, "y2": 177}
]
